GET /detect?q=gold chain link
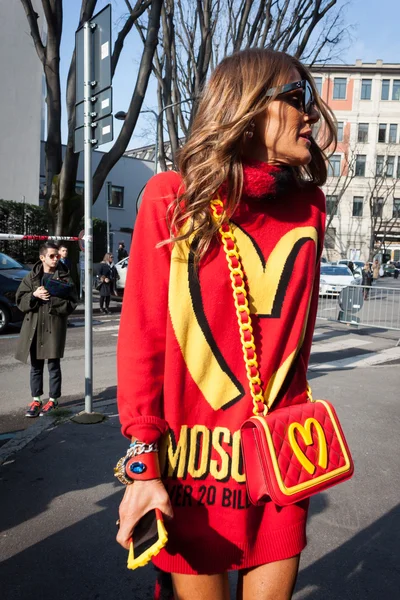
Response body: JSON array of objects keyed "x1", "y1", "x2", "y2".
[{"x1": 210, "y1": 198, "x2": 268, "y2": 417}]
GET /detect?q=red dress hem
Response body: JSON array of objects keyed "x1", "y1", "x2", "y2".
[{"x1": 152, "y1": 518, "x2": 307, "y2": 575}]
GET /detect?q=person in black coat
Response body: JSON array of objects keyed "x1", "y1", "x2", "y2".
[
  {"x1": 58, "y1": 244, "x2": 72, "y2": 271},
  {"x1": 117, "y1": 242, "x2": 128, "y2": 263},
  {"x1": 16, "y1": 242, "x2": 78, "y2": 417},
  {"x1": 97, "y1": 253, "x2": 113, "y2": 314},
  {"x1": 108, "y1": 253, "x2": 120, "y2": 296},
  {"x1": 361, "y1": 262, "x2": 373, "y2": 299}
]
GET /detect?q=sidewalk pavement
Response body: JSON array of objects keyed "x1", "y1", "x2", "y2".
[
  {"x1": 0, "y1": 400, "x2": 156, "y2": 600},
  {"x1": 1, "y1": 363, "x2": 399, "y2": 599},
  {"x1": 72, "y1": 291, "x2": 122, "y2": 317}
]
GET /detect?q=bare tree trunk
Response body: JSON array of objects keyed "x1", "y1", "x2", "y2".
[{"x1": 21, "y1": 0, "x2": 162, "y2": 250}]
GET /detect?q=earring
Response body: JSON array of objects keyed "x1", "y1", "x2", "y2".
[{"x1": 245, "y1": 120, "x2": 255, "y2": 139}]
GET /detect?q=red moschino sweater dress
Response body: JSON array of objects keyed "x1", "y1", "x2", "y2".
[{"x1": 117, "y1": 161, "x2": 326, "y2": 574}]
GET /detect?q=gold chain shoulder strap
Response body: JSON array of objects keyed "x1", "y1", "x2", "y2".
[
  {"x1": 210, "y1": 198, "x2": 267, "y2": 417},
  {"x1": 210, "y1": 197, "x2": 314, "y2": 417}
]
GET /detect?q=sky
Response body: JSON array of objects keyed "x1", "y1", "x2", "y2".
[{"x1": 56, "y1": 0, "x2": 400, "y2": 151}]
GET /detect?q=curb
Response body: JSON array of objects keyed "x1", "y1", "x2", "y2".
[{"x1": 0, "y1": 398, "x2": 117, "y2": 466}]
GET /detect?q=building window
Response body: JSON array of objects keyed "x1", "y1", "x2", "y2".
[
  {"x1": 328, "y1": 155, "x2": 341, "y2": 177},
  {"x1": 393, "y1": 198, "x2": 400, "y2": 218},
  {"x1": 314, "y1": 76, "x2": 322, "y2": 95},
  {"x1": 381, "y1": 79, "x2": 390, "y2": 100},
  {"x1": 108, "y1": 185, "x2": 124, "y2": 208},
  {"x1": 326, "y1": 195, "x2": 338, "y2": 216},
  {"x1": 378, "y1": 124, "x2": 387, "y2": 143},
  {"x1": 355, "y1": 155, "x2": 366, "y2": 176},
  {"x1": 392, "y1": 80, "x2": 400, "y2": 100},
  {"x1": 333, "y1": 78, "x2": 347, "y2": 100},
  {"x1": 389, "y1": 124, "x2": 398, "y2": 144},
  {"x1": 387, "y1": 156, "x2": 395, "y2": 177},
  {"x1": 357, "y1": 123, "x2": 369, "y2": 143},
  {"x1": 361, "y1": 79, "x2": 372, "y2": 100},
  {"x1": 352, "y1": 197, "x2": 363, "y2": 217},
  {"x1": 325, "y1": 227, "x2": 336, "y2": 249},
  {"x1": 373, "y1": 198, "x2": 384, "y2": 218},
  {"x1": 376, "y1": 155, "x2": 384, "y2": 176},
  {"x1": 75, "y1": 181, "x2": 84, "y2": 196},
  {"x1": 398, "y1": 158, "x2": 400, "y2": 179},
  {"x1": 337, "y1": 122, "x2": 344, "y2": 142}
]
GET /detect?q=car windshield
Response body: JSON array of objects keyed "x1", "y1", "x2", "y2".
[
  {"x1": 0, "y1": 253, "x2": 23, "y2": 270},
  {"x1": 321, "y1": 266, "x2": 352, "y2": 276}
]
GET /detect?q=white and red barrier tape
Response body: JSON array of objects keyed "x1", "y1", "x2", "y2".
[{"x1": 0, "y1": 234, "x2": 80, "y2": 241}]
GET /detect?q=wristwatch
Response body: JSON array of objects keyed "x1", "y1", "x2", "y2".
[{"x1": 114, "y1": 441, "x2": 161, "y2": 485}]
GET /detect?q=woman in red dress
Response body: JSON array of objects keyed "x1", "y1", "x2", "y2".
[{"x1": 116, "y1": 48, "x2": 336, "y2": 599}]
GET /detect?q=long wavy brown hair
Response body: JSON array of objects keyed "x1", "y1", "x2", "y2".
[{"x1": 165, "y1": 48, "x2": 337, "y2": 263}]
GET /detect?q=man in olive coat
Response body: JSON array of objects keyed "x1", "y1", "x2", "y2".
[{"x1": 15, "y1": 242, "x2": 78, "y2": 417}]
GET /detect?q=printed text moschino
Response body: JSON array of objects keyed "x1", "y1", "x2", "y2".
[{"x1": 159, "y1": 424, "x2": 246, "y2": 483}]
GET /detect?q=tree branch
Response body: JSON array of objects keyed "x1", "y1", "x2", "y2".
[
  {"x1": 112, "y1": 0, "x2": 152, "y2": 77},
  {"x1": 233, "y1": 0, "x2": 253, "y2": 51},
  {"x1": 20, "y1": 0, "x2": 46, "y2": 64},
  {"x1": 93, "y1": 0, "x2": 163, "y2": 200}
]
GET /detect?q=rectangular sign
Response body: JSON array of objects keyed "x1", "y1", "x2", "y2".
[
  {"x1": 74, "y1": 114, "x2": 113, "y2": 153},
  {"x1": 75, "y1": 4, "x2": 112, "y2": 105},
  {"x1": 75, "y1": 87, "x2": 113, "y2": 129},
  {"x1": 74, "y1": 126, "x2": 85, "y2": 154},
  {"x1": 96, "y1": 114, "x2": 114, "y2": 146}
]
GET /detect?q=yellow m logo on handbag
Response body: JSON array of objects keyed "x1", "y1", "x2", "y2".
[
  {"x1": 169, "y1": 225, "x2": 318, "y2": 411},
  {"x1": 288, "y1": 418, "x2": 328, "y2": 475}
]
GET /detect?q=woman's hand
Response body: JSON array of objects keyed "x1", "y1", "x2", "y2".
[
  {"x1": 116, "y1": 479, "x2": 173, "y2": 550},
  {"x1": 104, "y1": 277, "x2": 110, "y2": 283}
]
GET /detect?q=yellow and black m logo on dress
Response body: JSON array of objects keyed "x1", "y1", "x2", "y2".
[{"x1": 168, "y1": 224, "x2": 318, "y2": 411}]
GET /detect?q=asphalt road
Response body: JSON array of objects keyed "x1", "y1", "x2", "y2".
[
  {"x1": 0, "y1": 346, "x2": 399, "y2": 599},
  {"x1": 0, "y1": 287, "x2": 400, "y2": 598},
  {"x1": 0, "y1": 278, "x2": 399, "y2": 439}
]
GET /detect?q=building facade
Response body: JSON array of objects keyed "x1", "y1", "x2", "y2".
[
  {"x1": 0, "y1": 0, "x2": 46, "y2": 205},
  {"x1": 310, "y1": 60, "x2": 400, "y2": 262},
  {"x1": 0, "y1": 3, "x2": 153, "y2": 257},
  {"x1": 39, "y1": 142, "x2": 154, "y2": 256}
]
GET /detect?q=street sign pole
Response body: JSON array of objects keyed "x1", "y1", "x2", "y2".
[
  {"x1": 84, "y1": 21, "x2": 94, "y2": 415},
  {"x1": 72, "y1": 4, "x2": 112, "y2": 424},
  {"x1": 106, "y1": 181, "x2": 111, "y2": 254}
]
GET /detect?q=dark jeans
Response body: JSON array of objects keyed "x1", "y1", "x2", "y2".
[
  {"x1": 100, "y1": 295, "x2": 110, "y2": 309},
  {"x1": 30, "y1": 343, "x2": 62, "y2": 399}
]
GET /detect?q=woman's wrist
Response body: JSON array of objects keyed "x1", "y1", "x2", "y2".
[
  {"x1": 129, "y1": 440, "x2": 159, "y2": 454},
  {"x1": 114, "y1": 439, "x2": 160, "y2": 485}
]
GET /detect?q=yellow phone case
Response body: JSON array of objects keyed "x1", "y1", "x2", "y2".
[{"x1": 127, "y1": 510, "x2": 168, "y2": 570}]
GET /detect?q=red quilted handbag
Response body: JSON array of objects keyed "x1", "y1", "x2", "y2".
[{"x1": 211, "y1": 198, "x2": 354, "y2": 507}]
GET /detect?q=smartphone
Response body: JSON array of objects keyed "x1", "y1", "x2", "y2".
[
  {"x1": 133, "y1": 509, "x2": 158, "y2": 555},
  {"x1": 127, "y1": 508, "x2": 168, "y2": 570}
]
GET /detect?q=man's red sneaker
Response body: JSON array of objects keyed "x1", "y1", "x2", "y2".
[
  {"x1": 25, "y1": 400, "x2": 42, "y2": 418},
  {"x1": 39, "y1": 400, "x2": 58, "y2": 416}
]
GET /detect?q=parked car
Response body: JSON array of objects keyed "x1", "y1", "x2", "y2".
[
  {"x1": 337, "y1": 259, "x2": 365, "y2": 270},
  {"x1": 0, "y1": 253, "x2": 31, "y2": 333},
  {"x1": 319, "y1": 264, "x2": 358, "y2": 296},
  {"x1": 382, "y1": 262, "x2": 400, "y2": 277},
  {"x1": 115, "y1": 256, "x2": 129, "y2": 296}
]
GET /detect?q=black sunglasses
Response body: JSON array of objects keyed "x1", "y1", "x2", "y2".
[{"x1": 265, "y1": 80, "x2": 315, "y2": 115}]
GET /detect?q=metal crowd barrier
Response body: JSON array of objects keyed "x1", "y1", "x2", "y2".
[{"x1": 317, "y1": 283, "x2": 400, "y2": 334}]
